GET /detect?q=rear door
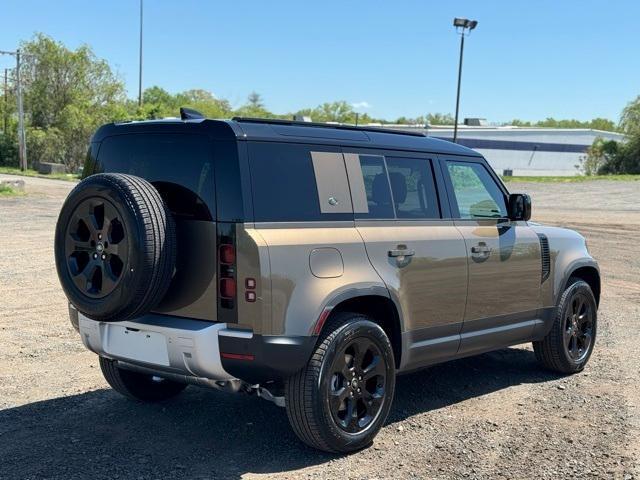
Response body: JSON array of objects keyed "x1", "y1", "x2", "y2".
[
  {"x1": 344, "y1": 150, "x2": 468, "y2": 370},
  {"x1": 439, "y1": 156, "x2": 542, "y2": 354}
]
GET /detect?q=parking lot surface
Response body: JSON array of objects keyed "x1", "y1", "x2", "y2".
[{"x1": 0, "y1": 174, "x2": 638, "y2": 479}]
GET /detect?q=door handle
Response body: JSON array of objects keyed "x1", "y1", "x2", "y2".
[
  {"x1": 471, "y1": 243, "x2": 492, "y2": 255},
  {"x1": 388, "y1": 247, "x2": 415, "y2": 258}
]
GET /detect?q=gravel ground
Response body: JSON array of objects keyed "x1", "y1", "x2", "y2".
[{"x1": 0, "y1": 174, "x2": 638, "y2": 480}]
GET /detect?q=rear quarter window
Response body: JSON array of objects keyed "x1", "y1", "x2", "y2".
[{"x1": 247, "y1": 142, "x2": 353, "y2": 222}]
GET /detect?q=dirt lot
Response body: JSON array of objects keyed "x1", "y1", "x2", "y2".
[{"x1": 0, "y1": 174, "x2": 638, "y2": 480}]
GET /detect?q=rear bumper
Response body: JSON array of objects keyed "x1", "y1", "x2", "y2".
[
  {"x1": 78, "y1": 313, "x2": 317, "y2": 384},
  {"x1": 79, "y1": 313, "x2": 236, "y2": 381}
]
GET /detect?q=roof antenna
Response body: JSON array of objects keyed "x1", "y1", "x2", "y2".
[{"x1": 180, "y1": 107, "x2": 204, "y2": 120}]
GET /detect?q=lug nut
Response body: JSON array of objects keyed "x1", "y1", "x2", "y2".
[
  {"x1": 98, "y1": 234, "x2": 102, "y2": 240},
  {"x1": 101, "y1": 254, "x2": 106, "y2": 260},
  {"x1": 357, "y1": 388, "x2": 361, "y2": 393},
  {"x1": 93, "y1": 253, "x2": 98, "y2": 259},
  {"x1": 358, "y1": 376, "x2": 362, "y2": 381}
]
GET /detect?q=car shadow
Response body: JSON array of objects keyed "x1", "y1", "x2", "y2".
[{"x1": 0, "y1": 347, "x2": 560, "y2": 479}]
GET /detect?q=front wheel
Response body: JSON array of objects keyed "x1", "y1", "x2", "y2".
[
  {"x1": 533, "y1": 278, "x2": 597, "y2": 374},
  {"x1": 285, "y1": 313, "x2": 396, "y2": 453}
]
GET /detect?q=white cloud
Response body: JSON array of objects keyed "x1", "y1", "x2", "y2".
[{"x1": 351, "y1": 101, "x2": 372, "y2": 109}]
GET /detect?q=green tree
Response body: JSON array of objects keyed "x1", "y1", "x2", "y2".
[
  {"x1": 20, "y1": 33, "x2": 128, "y2": 170},
  {"x1": 426, "y1": 113, "x2": 455, "y2": 125},
  {"x1": 620, "y1": 95, "x2": 640, "y2": 135}
]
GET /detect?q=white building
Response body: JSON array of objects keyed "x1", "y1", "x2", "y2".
[{"x1": 377, "y1": 124, "x2": 625, "y2": 176}]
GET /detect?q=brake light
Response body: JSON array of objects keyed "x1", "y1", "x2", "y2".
[
  {"x1": 219, "y1": 244, "x2": 236, "y2": 265},
  {"x1": 220, "y1": 277, "x2": 236, "y2": 299}
]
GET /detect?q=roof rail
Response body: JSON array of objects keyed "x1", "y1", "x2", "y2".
[{"x1": 231, "y1": 116, "x2": 427, "y2": 137}]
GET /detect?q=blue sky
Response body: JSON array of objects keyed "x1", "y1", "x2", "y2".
[{"x1": 1, "y1": 1, "x2": 638, "y2": 122}]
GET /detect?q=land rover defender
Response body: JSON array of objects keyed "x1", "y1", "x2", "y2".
[{"x1": 54, "y1": 112, "x2": 600, "y2": 452}]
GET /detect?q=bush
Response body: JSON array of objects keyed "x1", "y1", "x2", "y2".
[
  {"x1": 26, "y1": 127, "x2": 66, "y2": 168},
  {"x1": 0, "y1": 134, "x2": 19, "y2": 167}
]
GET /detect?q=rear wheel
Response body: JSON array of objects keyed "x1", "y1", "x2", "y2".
[
  {"x1": 285, "y1": 313, "x2": 395, "y2": 453},
  {"x1": 533, "y1": 278, "x2": 597, "y2": 374},
  {"x1": 99, "y1": 357, "x2": 187, "y2": 402}
]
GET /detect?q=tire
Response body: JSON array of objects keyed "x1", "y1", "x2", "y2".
[
  {"x1": 54, "y1": 173, "x2": 176, "y2": 322},
  {"x1": 99, "y1": 357, "x2": 187, "y2": 402},
  {"x1": 285, "y1": 312, "x2": 396, "y2": 453},
  {"x1": 533, "y1": 278, "x2": 597, "y2": 374}
]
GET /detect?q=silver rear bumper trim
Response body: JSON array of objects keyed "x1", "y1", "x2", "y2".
[{"x1": 78, "y1": 313, "x2": 236, "y2": 381}]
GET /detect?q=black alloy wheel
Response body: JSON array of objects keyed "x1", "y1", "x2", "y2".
[
  {"x1": 533, "y1": 278, "x2": 597, "y2": 374},
  {"x1": 563, "y1": 292, "x2": 594, "y2": 363},
  {"x1": 55, "y1": 173, "x2": 176, "y2": 322},
  {"x1": 285, "y1": 313, "x2": 396, "y2": 453},
  {"x1": 65, "y1": 198, "x2": 128, "y2": 298},
  {"x1": 328, "y1": 336, "x2": 387, "y2": 433}
]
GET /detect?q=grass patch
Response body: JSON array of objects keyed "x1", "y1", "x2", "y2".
[
  {"x1": 0, "y1": 166, "x2": 80, "y2": 182},
  {"x1": 0, "y1": 184, "x2": 24, "y2": 196},
  {"x1": 501, "y1": 174, "x2": 640, "y2": 183}
]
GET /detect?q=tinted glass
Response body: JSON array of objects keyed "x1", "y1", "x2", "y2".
[
  {"x1": 356, "y1": 155, "x2": 395, "y2": 219},
  {"x1": 386, "y1": 157, "x2": 440, "y2": 219},
  {"x1": 447, "y1": 161, "x2": 507, "y2": 219},
  {"x1": 248, "y1": 142, "x2": 353, "y2": 222},
  {"x1": 97, "y1": 133, "x2": 215, "y2": 218}
]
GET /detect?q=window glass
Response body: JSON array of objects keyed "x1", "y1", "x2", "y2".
[
  {"x1": 97, "y1": 133, "x2": 215, "y2": 218},
  {"x1": 248, "y1": 142, "x2": 353, "y2": 222},
  {"x1": 446, "y1": 162, "x2": 507, "y2": 219},
  {"x1": 386, "y1": 157, "x2": 440, "y2": 219},
  {"x1": 356, "y1": 155, "x2": 395, "y2": 219}
]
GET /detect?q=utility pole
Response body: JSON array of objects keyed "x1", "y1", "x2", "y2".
[
  {"x1": 1, "y1": 49, "x2": 28, "y2": 171},
  {"x1": 138, "y1": 0, "x2": 144, "y2": 106},
  {"x1": 16, "y1": 49, "x2": 26, "y2": 171},
  {"x1": 3, "y1": 68, "x2": 8, "y2": 135}
]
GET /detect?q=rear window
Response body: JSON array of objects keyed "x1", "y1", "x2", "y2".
[
  {"x1": 96, "y1": 133, "x2": 215, "y2": 218},
  {"x1": 248, "y1": 142, "x2": 353, "y2": 222}
]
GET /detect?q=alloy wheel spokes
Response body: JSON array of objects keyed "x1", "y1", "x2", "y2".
[
  {"x1": 65, "y1": 198, "x2": 128, "y2": 298},
  {"x1": 328, "y1": 336, "x2": 386, "y2": 433},
  {"x1": 565, "y1": 293, "x2": 593, "y2": 362}
]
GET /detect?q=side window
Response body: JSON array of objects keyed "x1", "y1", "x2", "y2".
[
  {"x1": 247, "y1": 142, "x2": 353, "y2": 222},
  {"x1": 446, "y1": 161, "x2": 507, "y2": 219},
  {"x1": 356, "y1": 155, "x2": 395, "y2": 219},
  {"x1": 386, "y1": 157, "x2": 440, "y2": 219}
]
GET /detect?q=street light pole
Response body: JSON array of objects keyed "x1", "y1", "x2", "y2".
[
  {"x1": 453, "y1": 34, "x2": 465, "y2": 143},
  {"x1": 138, "y1": 0, "x2": 144, "y2": 107},
  {"x1": 452, "y1": 18, "x2": 478, "y2": 143}
]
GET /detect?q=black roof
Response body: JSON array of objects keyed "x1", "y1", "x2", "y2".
[{"x1": 92, "y1": 117, "x2": 480, "y2": 157}]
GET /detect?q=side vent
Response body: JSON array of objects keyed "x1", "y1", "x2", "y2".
[{"x1": 537, "y1": 233, "x2": 551, "y2": 283}]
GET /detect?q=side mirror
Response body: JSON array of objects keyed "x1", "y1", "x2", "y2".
[{"x1": 508, "y1": 193, "x2": 531, "y2": 221}]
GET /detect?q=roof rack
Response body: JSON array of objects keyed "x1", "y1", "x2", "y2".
[{"x1": 231, "y1": 117, "x2": 427, "y2": 137}]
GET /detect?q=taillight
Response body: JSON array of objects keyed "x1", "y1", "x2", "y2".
[
  {"x1": 219, "y1": 244, "x2": 236, "y2": 265},
  {"x1": 220, "y1": 277, "x2": 236, "y2": 299}
]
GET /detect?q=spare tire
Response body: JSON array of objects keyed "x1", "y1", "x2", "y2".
[{"x1": 54, "y1": 173, "x2": 176, "y2": 322}]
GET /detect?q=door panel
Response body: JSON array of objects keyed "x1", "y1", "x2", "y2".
[
  {"x1": 440, "y1": 157, "x2": 542, "y2": 350},
  {"x1": 455, "y1": 219, "x2": 542, "y2": 321},
  {"x1": 356, "y1": 221, "x2": 468, "y2": 366},
  {"x1": 344, "y1": 152, "x2": 469, "y2": 369}
]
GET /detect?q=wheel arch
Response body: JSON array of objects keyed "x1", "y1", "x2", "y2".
[
  {"x1": 317, "y1": 292, "x2": 403, "y2": 369},
  {"x1": 567, "y1": 265, "x2": 601, "y2": 306}
]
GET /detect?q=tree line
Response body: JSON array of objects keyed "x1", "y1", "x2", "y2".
[{"x1": 0, "y1": 34, "x2": 637, "y2": 173}]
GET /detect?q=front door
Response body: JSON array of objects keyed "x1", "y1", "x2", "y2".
[
  {"x1": 440, "y1": 157, "x2": 542, "y2": 354},
  {"x1": 344, "y1": 151, "x2": 468, "y2": 370}
]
